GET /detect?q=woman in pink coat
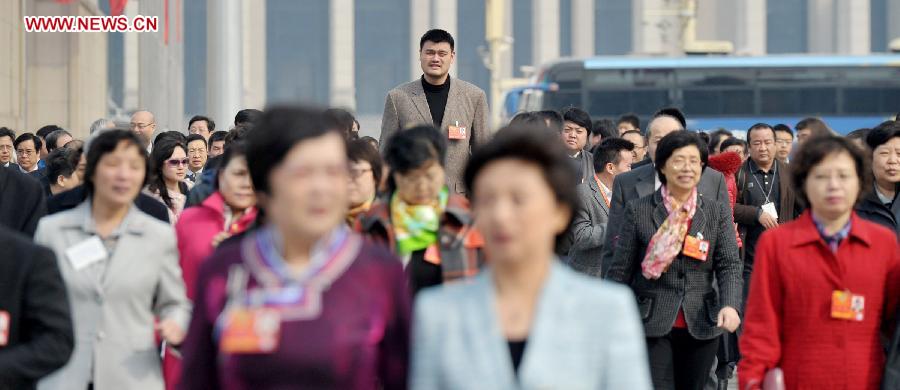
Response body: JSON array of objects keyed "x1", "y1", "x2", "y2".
[{"x1": 166, "y1": 141, "x2": 258, "y2": 390}]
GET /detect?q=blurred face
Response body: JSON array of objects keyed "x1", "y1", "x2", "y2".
[
  {"x1": 796, "y1": 128, "x2": 812, "y2": 144},
  {"x1": 647, "y1": 117, "x2": 682, "y2": 163},
  {"x1": 394, "y1": 160, "x2": 445, "y2": 206},
  {"x1": 774, "y1": 131, "x2": 794, "y2": 161},
  {"x1": 76, "y1": 154, "x2": 86, "y2": 181},
  {"x1": 53, "y1": 170, "x2": 82, "y2": 194},
  {"x1": 218, "y1": 155, "x2": 256, "y2": 211},
  {"x1": 724, "y1": 145, "x2": 746, "y2": 161},
  {"x1": 15, "y1": 139, "x2": 38, "y2": 171},
  {"x1": 347, "y1": 160, "x2": 376, "y2": 207},
  {"x1": 162, "y1": 147, "x2": 188, "y2": 184},
  {"x1": 55, "y1": 134, "x2": 73, "y2": 150},
  {"x1": 661, "y1": 145, "x2": 703, "y2": 194},
  {"x1": 419, "y1": 41, "x2": 454, "y2": 80},
  {"x1": 189, "y1": 120, "x2": 211, "y2": 140},
  {"x1": 622, "y1": 132, "x2": 647, "y2": 161},
  {"x1": 607, "y1": 151, "x2": 634, "y2": 176},
  {"x1": 472, "y1": 159, "x2": 570, "y2": 264},
  {"x1": 748, "y1": 128, "x2": 776, "y2": 167},
  {"x1": 265, "y1": 133, "x2": 348, "y2": 239},
  {"x1": 187, "y1": 140, "x2": 208, "y2": 172},
  {"x1": 92, "y1": 141, "x2": 146, "y2": 208},
  {"x1": 617, "y1": 122, "x2": 637, "y2": 136},
  {"x1": 209, "y1": 140, "x2": 225, "y2": 157},
  {"x1": 130, "y1": 111, "x2": 156, "y2": 145},
  {"x1": 561, "y1": 121, "x2": 588, "y2": 153},
  {"x1": 0, "y1": 136, "x2": 12, "y2": 164},
  {"x1": 804, "y1": 151, "x2": 860, "y2": 220},
  {"x1": 872, "y1": 137, "x2": 900, "y2": 187}
]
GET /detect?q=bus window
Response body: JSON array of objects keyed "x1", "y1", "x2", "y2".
[
  {"x1": 683, "y1": 89, "x2": 754, "y2": 116},
  {"x1": 588, "y1": 89, "x2": 668, "y2": 116},
  {"x1": 761, "y1": 87, "x2": 838, "y2": 115},
  {"x1": 842, "y1": 88, "x2": 900, "y2": 114}
]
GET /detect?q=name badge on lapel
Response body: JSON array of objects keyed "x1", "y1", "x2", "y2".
[
  {"x1": 831, "y1": 290, "x2": 865, "y2": 322},
  {"x1": 219, "y1": 306, "x2": 282, "y2": 354},
  {"x1": 448, "y1": 120, "x2": 467, "y2": 140},
  {"x1": 65, "y1": 236, "x2": 108, "y2": 271},
  {"x1": 682, "y1": 233, "x2": 710, "y2": 261}
]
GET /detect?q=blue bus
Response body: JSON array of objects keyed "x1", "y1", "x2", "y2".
[{"x1": 512, "y1": 55, "x2": 900, "y2": 134}]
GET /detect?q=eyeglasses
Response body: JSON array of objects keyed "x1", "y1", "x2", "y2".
[
  {"x1": 669, "y1": 159, "x2": 703, "y2": 170},
  {"x1": 16, "y1": 149, "x2": 35, "y2": 156},
  {"x1": 0, "y1": 145, "x2": 12, "y2": 151},
  {"x1": 130, "y1": 122, "x2": 154, "y2": 130},
  {"x1": 349, "y1": 168, "x2": 373, "y2": 179},
  {"x1": 166, "y1": 158, "x2": 189, "y2": 167}
]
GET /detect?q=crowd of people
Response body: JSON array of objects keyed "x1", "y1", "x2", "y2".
[{"x1": 0, "y1": 28, "x2": 899, "y2": 390}]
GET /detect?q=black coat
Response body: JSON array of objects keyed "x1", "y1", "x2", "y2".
[
  {"x1": 46, "y1": 185, "x2": 170, "y2": 224},
  {"x1": 605, "y1": 189, "x2": 743, "y2": 340},
  {"x1": 856, "y1": 185, "x2": 900, "y2": 238},
  {"x1": 0, "y1": 225, "x2": 74, "y2": 389},
  {"x1": 0, "y1": 166, "x2": 46, "y2": 237}
]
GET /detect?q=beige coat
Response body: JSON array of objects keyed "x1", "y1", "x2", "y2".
[
  {"x1": 379, "y1": 77, "x2": 490, "y2": 194},
  {"x1": 35, "y1": 201, "x2": 190, "y2": 390}
]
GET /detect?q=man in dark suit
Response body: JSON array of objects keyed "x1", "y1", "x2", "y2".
[
  {"x1": 0, "y1": 166, "x2": 46, "y2": 237},
  {"x1": 599, "y1": 114, "x2": 731, "y2": 277},
  {"x1": 0, "y1": 225, "x2": 74, "y2": 389},
  {"x1": 567, "y1": 138, "x2": 635, "y2": 276},
  {"x1": 46, "y1": 185, "x2": 170, "y2": 224},
  {"x1": 379, "y1": 29, "x2": 490, "y2": 194}
]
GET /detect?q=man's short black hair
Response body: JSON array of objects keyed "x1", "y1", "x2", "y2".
[
  {"x1": 46, "y1": 147, "x2": 80, "y2": 185},
  {"x1": 325, "y1": 108, "x2": 358, "y2": 140},
  {"x1": 536, "y1": 110, "x2": 564, "y2": 133},
  {"x1": 795, "y1": 117, "x2": 833, "y2": 139},
  {"x1": 189, "y1": 115, "x2": 216, "y2": 131},
  {"x1": 746, "y1": 123, "x2": 776, "y2": 143},
  {"x1": 592, "y1": 138, "x2": 635, "y2": 174},
  {"x1": 347, "y1": 139, "x2": 383, "y2": 186},
  {"x1": 592, "y1": 119, "x2": 618, "y2": 139},
  {"x1": 14, "y1": 133, "x2": 42, "y2": 152},
  {"x1": 186, "y1": 133, "x2": 208, "y2": 148},
  {"x1": 846, "y1": 128, "x2": 872, "y2": 142},
  {"x1": 791, "y1": 136, "x2": 870, "y2": 207},
  {"x1": 617, "y1": 114, "x2": 641, "y2": 131},
  {"x1": 561, "y1": 107, "x2": 592, "y2": 134},
  {"x1": 865, "y1": 121, "x2": 900, "y2": 150},
  {"x1": 0, "y1": 127, "x2": 14, "y2": 142},
  {"x1": 653, "y1": 107, "x2": 687, "y2": 129},
  {"x1": 234, "y1": 109, "x2": 263, "y2": 126},
  {"x1": 655, "y1": 131, "x2": 708, "y2": 185},
  {"x1": 36, "y1": 125, "x2": 62, "y2": 140},
  {"x1": 46, "y1": 129, "x2": 73, "y2": 153},
  {"x1": 208, "y1": 130, "x2": 228, "y2": 148},
  {"x1": 419, "y1": 29, "x2": 455, "y2": 51},
  {"x1": 708, "y1": 128, "x2": 732, "y2": 154},
  {"x1": 245, "y1": 106, "x2": 342, "y2": 195},
  {"x1": 773, "y1": 124, "x2": 793, "y2": 138},
  {"x1": 719, "y1": 137, "x2": 748, "y2": 156}
]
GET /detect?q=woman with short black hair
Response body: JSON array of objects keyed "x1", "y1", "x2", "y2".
[
  {"x1": 411, "y1": 127, "x2": 652, "y2": 389},
  {"x1": 36, "y1": 129, "x2": 190, "y2": 390},
  {"x1": 606, "y1": 131, "x2": 742, "y2": 390},
  {"x1": 357, "y1": 125, "x2": 483, "y2": 295},
  {"x1": 855, "y1": 123, "x2": 900, "y2": 236},
  {"x1": 179, "y1": 106, "x2": 410, "y2": 390},
  {"x1": 346, "y1": 139, "x2": 382, "y2": 226},
  {"x1": 739, "y1": 136, "x2": 900, "y2": 390}
]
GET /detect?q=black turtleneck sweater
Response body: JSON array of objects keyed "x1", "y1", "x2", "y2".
[{"x1": 422, "y1": 75, "x2": 450, "y2": 128}]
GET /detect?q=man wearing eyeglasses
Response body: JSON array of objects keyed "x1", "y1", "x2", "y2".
[{"x1": 130, "y1": 110, "x2": 157, "y2": 152}]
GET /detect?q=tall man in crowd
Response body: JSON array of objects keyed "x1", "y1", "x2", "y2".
[{"x1": 379, "y1": 29, "x2": 489, "y2": 194}]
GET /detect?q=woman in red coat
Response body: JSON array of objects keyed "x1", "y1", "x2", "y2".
[
  {"x1": 166, "y1": 141, "x2": 258, "y2": 390},
  {"x1": 739, "y1": 136, "x2": 900, "y2": 390}
]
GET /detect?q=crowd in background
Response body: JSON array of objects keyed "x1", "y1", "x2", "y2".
[{"x1": 0, "y1": 29, "x2": 899, "y2": 390}]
